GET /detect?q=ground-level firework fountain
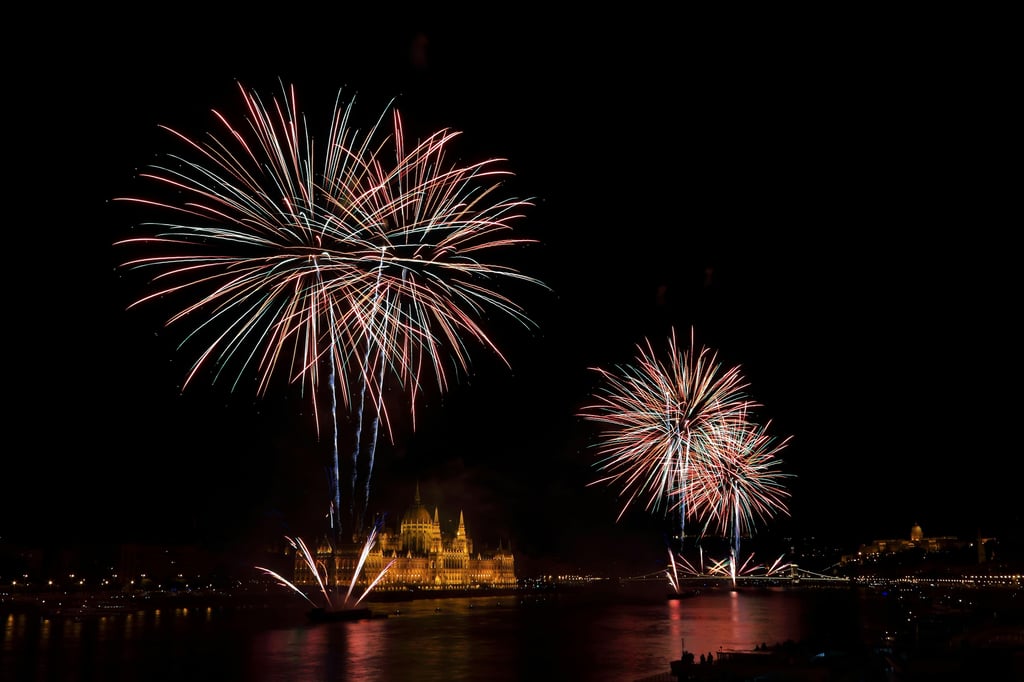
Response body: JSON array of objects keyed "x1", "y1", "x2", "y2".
[
  {"x1": 665, "y1": 547, "x2": 793, "y2": 592},
  {"x1": 256, "y1": 519, "x2": 395, "y2": 618}
]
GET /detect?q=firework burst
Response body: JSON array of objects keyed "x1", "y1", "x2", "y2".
[
  {"x1": 115, "y1": 80, "x2": 546, "y2": 543},
  {"x1": 687, "y1": 418, "x2": 793, "y2": 558},
  {"x1": 580, "y1": 327, "x2": 757, "y2": 533},
  {"x1": 581, "y1": 326, "x2": 793, "y2": 588}
]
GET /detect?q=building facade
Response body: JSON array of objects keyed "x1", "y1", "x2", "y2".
[
  {"x1": 839, "y1": 522, "x2": 971, "y2": 565},
  {"x1": 294, "y1": 483, "x2": 516, "y2": 592}
]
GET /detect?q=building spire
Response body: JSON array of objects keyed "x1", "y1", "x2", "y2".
[
  {"x1": 457, "y1": 510, "x2": 466, "y2": 537},
  {"x1": 415, "y1": 480, "x2": 421, "y2": 506}
]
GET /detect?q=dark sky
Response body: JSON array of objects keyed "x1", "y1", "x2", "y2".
[{"x1": 7, "y1": 10, "x2": 1018, "y2": 576}]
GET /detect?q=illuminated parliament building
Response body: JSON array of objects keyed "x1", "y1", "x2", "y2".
[{"x1": 294, "y1": 483, "x2": 517, "y2": 591}]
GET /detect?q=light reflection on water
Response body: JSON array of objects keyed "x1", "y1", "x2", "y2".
[{"x1": 2, "y1": 583, "x2": 870, "y2": 682}]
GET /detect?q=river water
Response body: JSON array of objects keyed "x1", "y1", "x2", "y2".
[{"x1": 2, "y1": 582, "x2": 887, "y2": 682}]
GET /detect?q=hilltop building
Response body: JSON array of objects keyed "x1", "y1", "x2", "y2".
[
  {"x1": 839, "y1": 522, "x2": 975, "y2": 566},
  {"x1": 294, "y1": 483, "x2": 516, "y2": 592}
]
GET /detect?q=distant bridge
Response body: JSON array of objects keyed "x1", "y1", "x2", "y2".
[{"x1": 624, "y1": 563, "x2": 851, "y2": 586}]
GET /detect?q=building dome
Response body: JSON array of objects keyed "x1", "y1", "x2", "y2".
[
  {"x1": 402, "y1": 482, "x2": 433, "y2": 525},
  {"x1": 910, "y1": 523, "x2": 924, "y2": 542},
  {"x1": 293, "y1": 481, "x2": 517, "y2": 591},
  {"x1": 404, "y1": 503, "x2": 433, "y2": 525}
]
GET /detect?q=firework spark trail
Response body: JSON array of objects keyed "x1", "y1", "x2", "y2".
[
  {"x1": 763, "y1": 554, "x2": 791, "y2": 576},
  {"x1": 255, "y1": 535, "x2": 332, "y2": 609},
  {"x1": 116, "y1": 81, "x2": 546, "y2": 542},
  {"x1": 345, "y1": 516, "x2": 397, "y2": 607},
  {"x1": 255, "y1": 567, "x2": 318, "y2": 606},
  {"x1": 705, "y1": 556, "x2": 732, "y2": 576},
  {"x1": 345, "y1": 518, "x2": 380, "y2": 604},
  {"x1": 666, "y1": 549, "x2": 681, "y2": 593},
  {"x1": 735, "y1": 552, "x2": 758, "y2": 575},
  {"x1": 254, "y1": 567, "x2": 319, "y2": 607}
]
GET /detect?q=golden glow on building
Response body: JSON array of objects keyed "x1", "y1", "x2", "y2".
[
  {"x1": 294, "y1": 483, "x2": 516, "y2": 591},
  {"x1": 840, "y1": 522, "x2": 971, "y2": 565}
]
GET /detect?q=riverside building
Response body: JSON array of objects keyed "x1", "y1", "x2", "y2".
[{"x1": 294, "y1": 484, "x2": 517, "y2": 592}]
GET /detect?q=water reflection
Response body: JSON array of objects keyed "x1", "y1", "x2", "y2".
[
  {"x1": 247, "y1": 586, "x2": 836, "y2": 681},
  {"x1": 3, "y1": 584, "x2": 864, "y2": 682}
]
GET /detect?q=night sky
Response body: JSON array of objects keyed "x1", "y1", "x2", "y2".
[{"x1": 8, "y1": 11, "x2": 1018, "y2": 576}]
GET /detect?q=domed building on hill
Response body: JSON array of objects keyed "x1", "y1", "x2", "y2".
[
  {"x1": 293, "y1": 483, "x2": 517, "y2": 592},
  {"x1": 840, "y1": 522, "x2": 971, "y2": 566}
]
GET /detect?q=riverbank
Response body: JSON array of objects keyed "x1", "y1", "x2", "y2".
[
  {"x1": 635, "y1": 582, "x2": 1024, "y2": 681},
  {"x1": 362, "y1": 584, "x2": 525, "y2": 602},
  {"x1": 638, "y1": 636, "x2": 1024, "y2": 682},
  {"x1": 0, "y1": 582, "x2": 549, "y2": 620}
]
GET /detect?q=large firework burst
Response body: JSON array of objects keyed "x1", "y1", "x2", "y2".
[
  {"x1": 115, "y1": 80, "x2": 545, "y2": 542},
  {"x1": 580, "y1": 327, "x2": 755, "y2": 526}
]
